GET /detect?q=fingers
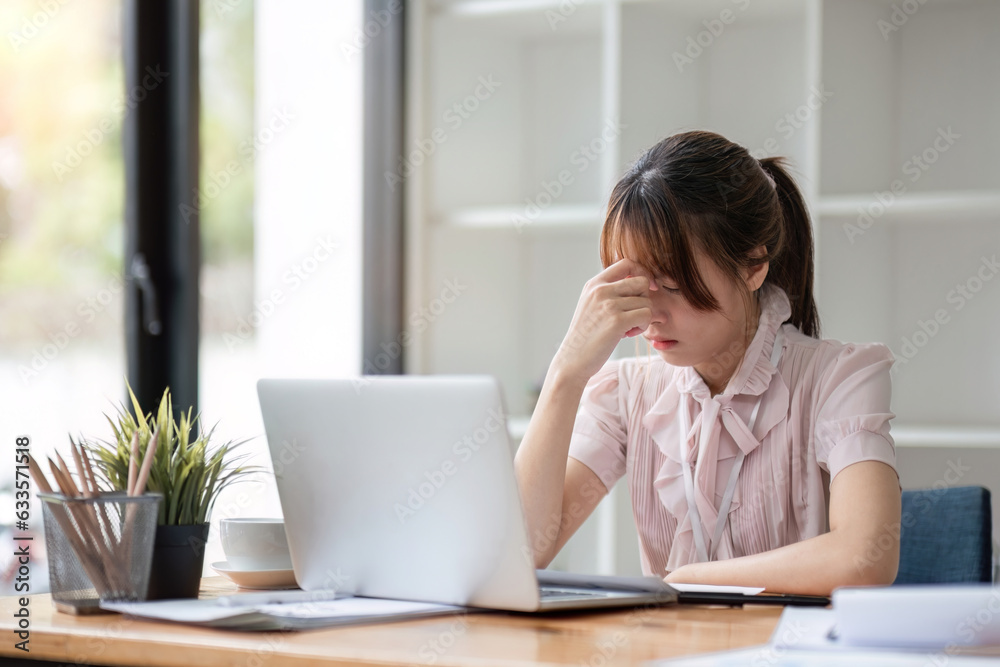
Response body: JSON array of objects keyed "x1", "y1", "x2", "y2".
[
  {"x1": 587, "y1": 260, "x2": 660, "y2": 302},
  {"x1": 599, "y1": 276, "x2": 654, "y2": 299},
  {"x1": 601, "y1": 257, "x2": 654, "y2": 285},
  {"x1": 612, "y1": 301, "x2": 652, "y2": 340},
  {"x1": 623, "y1": 306, "x2": 652, "y2": 337},
  {"x1": 614, "y1": 296, "x2": 652, "y2": 313}
]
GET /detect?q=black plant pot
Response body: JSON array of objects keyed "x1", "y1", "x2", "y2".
[{"x1": 145, "y1": 523, "x2": 210, "y2": 600}]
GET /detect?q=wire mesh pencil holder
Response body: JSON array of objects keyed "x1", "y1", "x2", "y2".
[{"x1": 40, "y1": 492, "x2": 162, "y2": 606}]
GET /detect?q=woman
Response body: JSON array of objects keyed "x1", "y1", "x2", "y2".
[{"x1": 513, "y1": 130, "x2": 901, "y2": 596}]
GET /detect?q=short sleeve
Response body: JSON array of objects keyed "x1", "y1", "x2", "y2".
[
  {"x1": 813, "y1": 342, "x2": 898, "y2": 482},
  {"x1": 568, "y1": 360, "x2": 628, "y2": 492}
]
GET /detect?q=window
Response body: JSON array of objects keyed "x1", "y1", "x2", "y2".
[{"x1": 0, "y1": 0, "x2": 125, "y2": 593}]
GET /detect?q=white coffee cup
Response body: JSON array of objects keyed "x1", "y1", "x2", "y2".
[{"x1": 220, "y1": 518, "x2": 292, "y2": 571}]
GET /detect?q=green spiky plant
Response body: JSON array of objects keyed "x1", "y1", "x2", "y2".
[{"x1": 83, "y1": 383, "x2": 258, "y2": 526}]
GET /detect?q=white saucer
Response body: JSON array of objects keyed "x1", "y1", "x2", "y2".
[{"x1": 211, "y1": 561, "x2": 298, "y2": 590}]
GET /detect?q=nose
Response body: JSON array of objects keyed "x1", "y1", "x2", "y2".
[
  {"x1": 647, "y1": 293, "x2": 668, "y2": 326},
  {"x1": 627, "y1": 272, "x2": 664, "y2": 324}
]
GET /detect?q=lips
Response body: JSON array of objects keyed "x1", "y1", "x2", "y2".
[{"x1": 645, "y1": 336, "x2": 678, "y2": 351}]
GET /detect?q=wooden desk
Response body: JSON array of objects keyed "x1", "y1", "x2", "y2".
[{"x1": 0, "y1": 578, "x2": 782, "y2": 666}]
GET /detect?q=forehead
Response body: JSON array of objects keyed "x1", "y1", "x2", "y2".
[{"x1": 611, "y1": 229, "x2": 681, "y2": 279}]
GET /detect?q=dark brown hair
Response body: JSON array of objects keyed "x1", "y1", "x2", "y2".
[{"x1": 600, "y1": 130, "x2": 819, "y2": 338}]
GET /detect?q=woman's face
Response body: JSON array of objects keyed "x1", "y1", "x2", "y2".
[{"x1": 639, "y1": 246, "x2": 756, "y2": 388}]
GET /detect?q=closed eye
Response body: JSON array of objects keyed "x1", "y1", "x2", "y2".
[{"x1": 661, "y1": 284, "x2": 681, "y2": 293}]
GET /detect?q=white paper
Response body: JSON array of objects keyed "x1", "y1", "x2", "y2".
[
  {"x1": 668, "y1": 583, "x2": 766, "y2": 595},
  {"x1": 534, "y1": 571, "x2": 762, "y2": 596},
  {"x1": 833, "y1": 585, "x2": 1000, "y2": 648},
  {"x1": 255, "y1": 597, "x2": 461, "y2": 619},
  {"x1": 101, "y1": 595, "x2": 466, "y2": 630},
  {"x1": 535, "y1": 569, "x2": 675, "y2": 594},
  {"x1": 770, "y1": 607, "x2": 843, "y2": 651},
  {"x1": 646, "y1": 648, "x2": 1000, "y2": 666},
  {"x1": 647, "y1": 592, "x2": 1000, "y2": 666}
]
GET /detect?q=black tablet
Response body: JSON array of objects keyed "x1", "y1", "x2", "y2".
[{"x1": 676, "y1": 591, "x2": 831, "y2": 607}]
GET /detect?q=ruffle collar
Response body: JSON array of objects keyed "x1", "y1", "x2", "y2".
[
  {"x1": 677, "y1": 283, "x2": 791, "y2": 401},
  {"x1": 639, "y1": 284, "x2": 793, "y2": 570}
]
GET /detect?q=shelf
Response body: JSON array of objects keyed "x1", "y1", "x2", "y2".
[
  {"x1": 428, "y1": 2, "x2": 605, "y2": 212},
  {"x1": 618, "y1": 0, "x2": 812, "y2": 179},
  {"x1": 892, "y1": 425, "x2": 1000, "y2": 449},
  {"x1": 819, "y1": 0, "x2": 1000, "y2": 195},
  {"x1": 817, "y1": 190, "x2": 1000, "y2": 224},
  {"x1": 435, "y1": 0, "x2": 805, "y2": 21},
  {"x1": 433, "y1": 0, "x2": 606, "y2": 24},
  {"x1": 436, "y1": 203, "x2": 604, "y2": 230}
]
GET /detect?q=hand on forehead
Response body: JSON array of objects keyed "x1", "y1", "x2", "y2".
[{"x1": 617, "y1": 259, "x2": 660, "y2": 291}]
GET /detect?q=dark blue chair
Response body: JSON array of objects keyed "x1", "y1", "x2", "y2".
[{"x1": 894, "y1": 485, "x2": 993, "y2": 585}]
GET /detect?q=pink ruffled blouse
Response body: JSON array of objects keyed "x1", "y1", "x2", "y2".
[{"x1": 567, "y1": 284, "x2": 897, "y2": 576}]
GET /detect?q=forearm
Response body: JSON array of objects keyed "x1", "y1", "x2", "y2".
[
  {"x1": 513, "y1": 364, "x2": 589, "y2": 566},
  {"x1": 664, "y1": 526, "x2": 899, "y2": 596}
]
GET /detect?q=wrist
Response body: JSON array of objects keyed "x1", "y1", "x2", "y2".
[
  {"x1": 545, "y1": 358, "x2": 590, "y2": 395},
  {"x1": 664, "y1": 563, "x2": 700, "y2": 584}
]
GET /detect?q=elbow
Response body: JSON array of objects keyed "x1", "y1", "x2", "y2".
[
  {"x1": 845, "y1": 559, "x2": 898, "y2": 588},
  {"x1": 836, "y1": 533, "x2": 899, "y2": 590}
]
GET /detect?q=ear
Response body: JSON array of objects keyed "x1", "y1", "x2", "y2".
[{"x1": 744, "y1": 245, "x2": 769, "y2": 291}]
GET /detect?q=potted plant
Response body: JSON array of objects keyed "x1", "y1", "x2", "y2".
[{"x1": 84, "y1": 383, "x2": 257, "y2": 599}]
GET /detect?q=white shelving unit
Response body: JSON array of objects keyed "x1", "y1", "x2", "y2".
[{"x1": 407, "y1": 0, "x2": 1000, "y2": 576}]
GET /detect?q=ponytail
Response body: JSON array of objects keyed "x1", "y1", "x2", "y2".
[
  {"x1": 602, "y1": 131, "x2": 820, "y2": 339},
  {"x1": 759, "y1": 156, "x2": 820, "y2": 338}
]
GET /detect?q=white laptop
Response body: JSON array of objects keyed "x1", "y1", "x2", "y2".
[{"x1": 256, "y1": 375, "x2": 677, "y2": 612}]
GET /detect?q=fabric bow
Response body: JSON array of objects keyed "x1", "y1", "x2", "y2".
[{"x1": 640, "y1": 286, "x2": 792, "y2": 571}]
